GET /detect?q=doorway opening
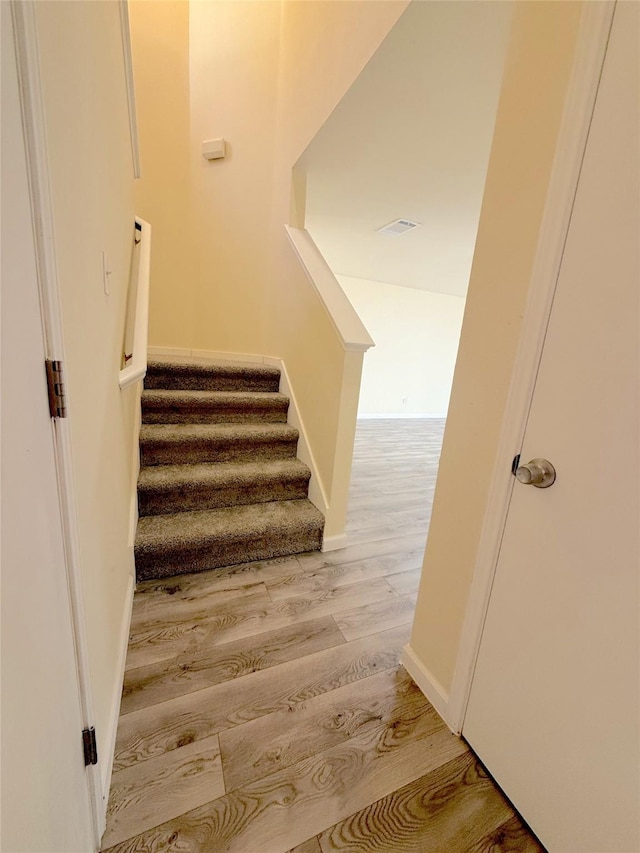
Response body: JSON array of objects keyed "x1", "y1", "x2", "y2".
[{"x1": 294, "y1": 0, "x2": 513, "y2": 590}]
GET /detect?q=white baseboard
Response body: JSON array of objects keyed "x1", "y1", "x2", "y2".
[
  {"x1": 147, "y1": 345, "x2": 193, "y2": 359},
  {"x1": 100, "y1": 573, "x2": 135, "y2": 810},
  {"x1": 358, "y1": 413, "x2": 447, "y2": 420},
  {"x1": 147, "y1": 346, "x2": 264, "y2": 364},
  {"x1": 401, "y1": 643, "x2": 459, "y2": 735},
  {"x1": 191, "y1": 348, "x2": 265, "y2": 364},
  {"x1": 321, "y1": 533, "x2": 348, "y2": 552},
  {"x1": 262, "y1": 355, "x2": 329, "y2": 519},
  {"x1": 126, "y1": 383, "x2": 142, "y2": 551}
]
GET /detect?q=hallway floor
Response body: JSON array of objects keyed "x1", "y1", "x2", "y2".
[{"x1": 102, "y1": 419, "x2": 544, "y2": 852}]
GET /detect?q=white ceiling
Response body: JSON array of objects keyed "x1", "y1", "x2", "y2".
[{"x1": 300, "y1": 0, "x2": 513, "y2": 297}]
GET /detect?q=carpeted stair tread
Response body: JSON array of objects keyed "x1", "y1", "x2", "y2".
[
  {"x1": 135, "y1": 499, "x2": 324, "y2": 580},
  {"x1": 137, "y1": 459, "x2": 311, "y2": 515},
  {"x1": 140, "y1": 422, "x2": 299, "y2": 466},
  {"x1": 140, "y1": 423, "x2": 298, "y2": 441},
  {"x1": 145, "y1": 359, "x2": 280, "y2": 392},
  {"x1": 141, "y1": 389, "x2": 289, "y2": 424}
]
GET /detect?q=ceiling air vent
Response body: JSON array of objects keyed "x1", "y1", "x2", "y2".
[{"x1": 377, "y1": 218, "x2": 421, "y2": 236}]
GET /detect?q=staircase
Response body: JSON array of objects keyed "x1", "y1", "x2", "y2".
[{"x1": 134, "y1": 359, "x2": 324, "y2": 581}]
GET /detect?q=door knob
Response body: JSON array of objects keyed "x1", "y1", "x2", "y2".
[{"x1": 515, "y1": 458, "x2": 556, "y2": 488}]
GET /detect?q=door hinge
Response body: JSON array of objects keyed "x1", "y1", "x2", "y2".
[
  {"x1": 45, "y1": 359, "x2": 67, "y2": 418},
  {"x1": 511, "y1": 454, "x2": 521, "y2": 476},
  {"x1": 82, "y1": 727, "x2": 98, "y2": 766}
]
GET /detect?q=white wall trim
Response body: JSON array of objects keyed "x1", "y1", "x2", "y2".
[
  {"x1": 100, "y1": 573, "x2": 135, "y2": 807},
  {"x1": 191, "y1": 348, "x2": 264, "y2": 364},
  {"x1": 119, "y1": 217, "x2": 151, "y2": 389},
  {"x1": 148, "y1": 346, "x2": 265, "y2": 364},
  {"x1": 358, "y1": 413, "x2": 447, "y2": 420},
  {"x1": 401, "y1": 644, "x2": 455, "y2": 732},
  {"x1": 11, "y1": 2, "x2": 104, "y2": 844},
  {"x1": 321, "y1": 533, "x2": 348, "y2": 553},
  {"x1": 147, "y1": 347, "x2": 331, "y2": 521},
  {"x1": 126, "y1": 386, "x2": 143, "y2": 550},
  {"x1": 445, "y1": 2, "x2": 616, "y2": 736},
  {"x1": 262, "y1": 355, "x2": 330, "y2": 518},
  {"x1": 284, "y1": 225, "x2": 375, "y2": 354},
  {"x1": 118, "y1": 0, "x2": 141, "y2": 179}
]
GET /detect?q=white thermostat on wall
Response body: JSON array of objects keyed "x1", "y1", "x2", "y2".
[{"x1": 202, "y1": 138, "x2": 226, "y2": 160}]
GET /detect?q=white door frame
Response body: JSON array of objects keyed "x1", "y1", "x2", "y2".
[
  {"x1": 444, "y1": 1, "x2": 616, "y2": 735},
  {"x1": 10, "y1": 1, "x2": 104, "y2": 845}
]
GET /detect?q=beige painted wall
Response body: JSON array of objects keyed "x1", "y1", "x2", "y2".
[
  {"x1": 129, "y1": 0, "x2": 407, "y2": 531},
  {"x1": 409, "y1": 1, "x2": 584, "y2": 692},
  {"x1": 128, "y1": 0, "x2": 193, "y2": 348},
  {"x1": 131, "y1": 0, "x2": 408, "y2": 353},
  {"x1": 273, "y1": 1, "x2": 410, "y2": 171},
  {"x1": 339, "y1": 276, "x2": 465, "y2": 416},
  {"x1": 184, "y1": 0, "x2": 281, "y2": 354},
  {"x1": 36, "y1": 0, "x2": 137, "y2": 766}
]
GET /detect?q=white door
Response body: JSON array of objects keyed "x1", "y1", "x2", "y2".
[
  {"x1": 463, "y1": 5, "x2": 639, "y2": 853},
  {"x1": 1, "y1": 5, "x2": 95, "y2": 850}
]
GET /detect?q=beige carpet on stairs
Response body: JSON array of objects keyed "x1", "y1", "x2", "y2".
[{"x1": 134, "y1": 359, "x2": 324, "y2": 581}]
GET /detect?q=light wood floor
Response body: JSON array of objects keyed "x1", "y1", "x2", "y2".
[{"x1": 102, "y1": 419, "x2": 544, "y2": 853}]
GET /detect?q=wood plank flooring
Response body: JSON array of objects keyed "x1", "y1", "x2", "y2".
[{"x1": 102, "y1": 419, "x2": 544, "y2": 853}]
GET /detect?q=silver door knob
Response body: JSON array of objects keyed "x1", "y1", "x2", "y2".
[{"x1": 515, "y1": 458, "x2": 556, "y2": 488}]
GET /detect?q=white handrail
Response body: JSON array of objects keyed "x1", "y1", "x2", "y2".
[
  {"x1": 284, "y1": 225, "x2": 375, "y2": 353},
  {"x1": 119, "y1": 216, "x2": 151, "y2": 389}
]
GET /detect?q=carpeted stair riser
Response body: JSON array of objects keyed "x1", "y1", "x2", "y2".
[
  {"x1": 138, "y1": 460, "x2": 311, "y2": 516},
  {"x1": 136, "y1": 528, "x2": 322, "y2": 579},
  {"x1": 140, "y1": 424, "x2": 299, "y2": 467},
  {"x1": 135, "y1": 500, "x2": 324, "y2": 580},
  {"x1": 141, "y1": 390, "x2": 289, "y2": 425},
  {"x1": 145, "y1": 360, "x2": 280, "y2": 393}
]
